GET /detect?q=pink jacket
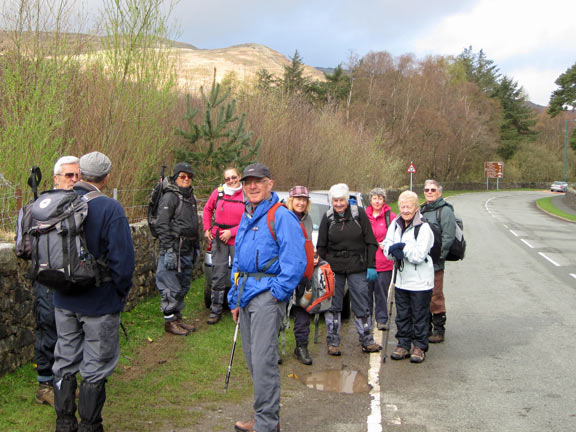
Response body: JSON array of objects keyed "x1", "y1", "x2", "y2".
[
  {"x1": 366, "y1": 204, "x2": 396, "y2": 272},
  {"x1": 202, "y1": 188, "x2": 245, "y2": 245}
]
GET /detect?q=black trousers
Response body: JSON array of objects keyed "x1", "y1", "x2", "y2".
[{"x1": 394, "y1": 288, "x2": 432, "y2": 351}]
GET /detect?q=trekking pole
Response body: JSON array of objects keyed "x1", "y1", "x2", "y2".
[
  {"x1": 28, "y1": 166, "x2": 42, "y2": 200},
  {"x1": 224, "y1": 272, "x2": 243, "y2": 392},
  {"x1": 382, "y1": 262, "x2": 398, "y2": 363},
  {"x1": 160, "y1": 165, "x2": 166, "y2": 181}
]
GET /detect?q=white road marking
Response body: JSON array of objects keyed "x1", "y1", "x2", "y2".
[
  {"x1": 521, "y1": 239, "x2": 534, "y2": 248},
  {"x1": 509, "y1": 230, "x2": 519, "y2": 237},
  {"x1": 570, "y1": 274, "x2": 576, "y2": 280},
  {"x1": 539, "y1": 252, "x2": 560, "y2": 267},
  {"x1": 367, "y1": 328, "x2": 383, "y2": 431},
  {"x1": 368, "y1": 324, "x2": 402, "y2": 430}
]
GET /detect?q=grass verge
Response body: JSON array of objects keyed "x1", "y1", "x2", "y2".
[
  {"x1": 0, "y1": 276, "x2": 258, "y2": 432},
  {"x1": 536, "y1": 197, "x2": 576, "y2": 222}
]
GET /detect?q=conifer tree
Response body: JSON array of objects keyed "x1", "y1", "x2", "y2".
[
  {"x1": 175, "y1": 78, "x2": 261, "y2": 186},
  {"x1": 548, "y1": 62, "x2": 576, "y2": 117}
]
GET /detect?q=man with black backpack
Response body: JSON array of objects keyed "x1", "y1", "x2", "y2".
[
  {"x1": 154, "y1": 162, "x2": 200, "y2": 336},
  {"x1": 52, "y1": 152, "x2": 135, "y2": 432},
  {"x1": 420, "y1": 179, "x2": 456, "y2": 344},
  {"x1": 25, "y1": 156, "x2": 80, "y2": 407}
]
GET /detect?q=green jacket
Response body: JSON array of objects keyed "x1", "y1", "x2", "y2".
[{"x1": 420, "y1": 197, "x2": 456, "y2": 271}]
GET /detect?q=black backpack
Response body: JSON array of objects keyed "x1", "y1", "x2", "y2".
[
  {"x1": 436, "y1": 208, "x2": 466, "y2": 261},
  {"x1": 414, "y1": 219, "x2": 442, "y2": 264},
  {"x1": 147, "y1": 177, "x2": 183, "y2": 239},
  {"x1": 15, "y1": 166, "x2": 42, "y2": 260},
  {"x1": 29, "y1": 189, "x2": 105, "y2": 294}
]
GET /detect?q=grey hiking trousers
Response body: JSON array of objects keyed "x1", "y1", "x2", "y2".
[
  {"x1": 240, "y1": 290, "x2": 285, "y2": 432},
  {"x1": 52, "y1": 308, "x2": 120, "y2": 383},
  {"x1": 210, "y1": 238, "x2": 234, "y2": 315}
]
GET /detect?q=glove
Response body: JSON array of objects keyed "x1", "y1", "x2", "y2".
[
  {"x1": 389, "y1": 242, "x2": 405, "y2": 261},
  {"x1": 163, "y1": 248, "x2": 178, "y2": 270},
  {"x1": 366, "y1": 268, "x2": 378, "y2": 281}
]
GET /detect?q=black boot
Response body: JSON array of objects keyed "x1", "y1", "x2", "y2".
[
  {"x1": 429, "y1": 313, "x2": 446, "y2": 343},
  {"x1": 78, "y1": 379, "x2": 106, "y2": 432},
  {"x1": 294, "y1": 342, "x2": 313, "y2": 365},
  {"x1": 54, "y1": 375, "x2": 78, "y2": 432}
]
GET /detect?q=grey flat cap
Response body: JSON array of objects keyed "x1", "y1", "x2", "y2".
[{"x1": 80, "y1": 152, "x2": 112, "y2": 177}]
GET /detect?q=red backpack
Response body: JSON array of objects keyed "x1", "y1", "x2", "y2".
[{"x1": 266, "y1": 202, "x2": 315, "y2": 280}]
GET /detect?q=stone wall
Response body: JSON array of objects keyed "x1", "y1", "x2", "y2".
[
  {"x1": 564, "y1": 186, "x2": 576, "y2": 211},
  {"x1": 0, "y1": 221, "x2": 181, "y2": 377}
]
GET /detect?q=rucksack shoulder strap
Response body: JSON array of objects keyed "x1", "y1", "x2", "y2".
[
  {"x1": 82, "y1": 190, "x2": 104, "y2": 202},
  {"x1": 385, "y1": 210, "x2": 390, "y2": 228},
  {"x1": 266, "y1": 202, "x2": 285, "y2": 241}
]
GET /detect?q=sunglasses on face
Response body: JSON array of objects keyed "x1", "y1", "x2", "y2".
[
  {"x1": 58, "y1": 172, "x2": 79, "y2": 179},
  {"x1": 224, "y1": 175, "x2": 239, "y2": 182},
  {"x1": 424, "y1": 188, "x2": 437, "y2": 193},
  {"x1": 178, "y1": 174, "x2": 193, "y2": 180}
]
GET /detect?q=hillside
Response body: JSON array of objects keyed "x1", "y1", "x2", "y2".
[
  {"x1": 171, "y1": 42, "x2": 326, "y2": 91},
  {"x1": 0, "y1": 32, "x2": 325, "y2": 91}
]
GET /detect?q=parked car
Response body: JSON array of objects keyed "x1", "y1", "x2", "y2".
[{"x1": 550, "y1": 181, "x2": 568, "y2": 193}]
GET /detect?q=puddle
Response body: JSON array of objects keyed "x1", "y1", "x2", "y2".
[{"x1": 301, "y1": 369, "x2": 371, "y2": 394}]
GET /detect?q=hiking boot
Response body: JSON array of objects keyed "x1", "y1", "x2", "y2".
[
  {"x1": 294, "y1": 342, "x2": 313, "y2": 365},
  {"x1": 390, "y1": 346, "x2": 410, "y2": 360},
  {"x1": 35, "y1": 382, "x2": 55, "y2": 406},
  {"x1": 175, "y1": 319, "x2": 196, "y2": 332},
  {"x1": 165, "y1": 321, "x2": 189, "y2": 336},
  {"x1": 206, "y1": 313, "x2": 221, "y2": 325},
  {"x1": 429, "y1": 313, "x2": 446, "y2": 343},
  {"x1": 377, "y1": 322, "x2": 389, "y2": 331},
  {"x1": 410, "y1": 346, "x2": 426, "y2": 363},
  {"x1": 234, "y1": 418, "x2": 280, "y2": 432},
  {"x1": 327, "y1": 345, "x2": 341, "y2": 356},
  {"x1": 362, "y1": 343, "x2": 382, "y2": 353}
]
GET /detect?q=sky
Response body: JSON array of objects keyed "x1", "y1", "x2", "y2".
[{"x1": 81, "y1": 0, "x2": 575, "y2": 106}]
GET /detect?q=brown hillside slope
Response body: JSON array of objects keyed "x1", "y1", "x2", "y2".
[{"x1": 173, "y1": 42, "x2": 326, "y2": 90}]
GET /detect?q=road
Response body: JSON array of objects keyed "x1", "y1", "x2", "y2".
[{"x1": 375, "y1": 191, "x2": 576, "y2": 432}]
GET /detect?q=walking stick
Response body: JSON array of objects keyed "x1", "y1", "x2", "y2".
[
  {"x1": 224, "y1": 273, "x2": 242, "y2": 392},
  {"x1": 382, "y1": 262, "x2": 398, "y2": 363},
  {"x1": 224, "y1": 317, "x2": 239, "y2": 392}
]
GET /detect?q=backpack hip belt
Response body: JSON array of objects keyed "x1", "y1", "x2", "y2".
[{"x1": 214, "y1": 222, "x2": 237, "y2": 230}]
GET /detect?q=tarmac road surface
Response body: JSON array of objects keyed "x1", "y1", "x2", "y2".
[{"x1": 377, "y1": 191, "x2": 576, "y2": 432}]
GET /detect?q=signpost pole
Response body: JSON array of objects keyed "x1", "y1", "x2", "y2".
[{"x1": 410, "y1": 173, "x2": 413, "y2": 191}]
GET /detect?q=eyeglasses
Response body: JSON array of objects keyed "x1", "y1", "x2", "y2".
[
  {"x1": 424, "y1": 188, "x2": 437, "y2": 193},
  {"x1": 178, "y1": 174, "x2": 193, "y2": 180},
  {"x1": 243, "y1": 178, "x2": 268, "y2": 186},
  {"x1": 57, "y1": 172, "x2": 79, "y2": 179},
  {"x1": 224, "y1": 175, "x2": 239, "y2": 182}
]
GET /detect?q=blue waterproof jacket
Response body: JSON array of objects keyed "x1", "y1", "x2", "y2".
[{"x1": 228, "y1": 192, "x2": 306, "y2": 309}]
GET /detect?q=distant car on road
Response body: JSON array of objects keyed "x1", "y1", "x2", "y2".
[{"x1": 550, "y1": 181, "x2": 568, "y2": 193}]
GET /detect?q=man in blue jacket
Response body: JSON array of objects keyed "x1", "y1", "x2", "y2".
[
  {"x1": 229, "y1": 163, "x2": 306, "y2": 432},
  {"x1": 52, "y1": 152, "x2": 135, "y2": 432}
]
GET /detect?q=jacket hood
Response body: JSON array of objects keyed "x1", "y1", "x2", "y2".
[{"x1": 366, "y1": 204, "x2": 392, "y2": 218}]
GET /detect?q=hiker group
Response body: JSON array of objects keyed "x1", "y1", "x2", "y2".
[{"x1": 16, "y1": 157, "x2": 464, "y2": 432}]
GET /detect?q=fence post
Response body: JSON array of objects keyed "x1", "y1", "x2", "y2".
[{"x1": 16, "y1": 188, "x2": 22, "y2": 211}]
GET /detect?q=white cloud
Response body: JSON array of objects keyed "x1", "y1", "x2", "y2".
[{"x1": 410, "y1": 0, "x2": 576, "y2": 104}]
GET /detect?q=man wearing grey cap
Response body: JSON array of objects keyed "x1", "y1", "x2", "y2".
[
  {"x1": 52, "y1": 151, "x2": 135, "y2": 432},
  {"x1": 229, "y1": 163, "x2": 307, "y2": 432}
]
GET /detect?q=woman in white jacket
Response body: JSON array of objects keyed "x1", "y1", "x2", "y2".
[{"x1": 382, "y1": 190, "x2": 434, "y2": 363}]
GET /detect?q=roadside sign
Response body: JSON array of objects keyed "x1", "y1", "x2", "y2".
[
  {"x1": 484, "y1": 161, "x2": 503, "y2": 178},
  {"x1": 407, "y1": 162, "x2": 416, "y2": 173}
]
